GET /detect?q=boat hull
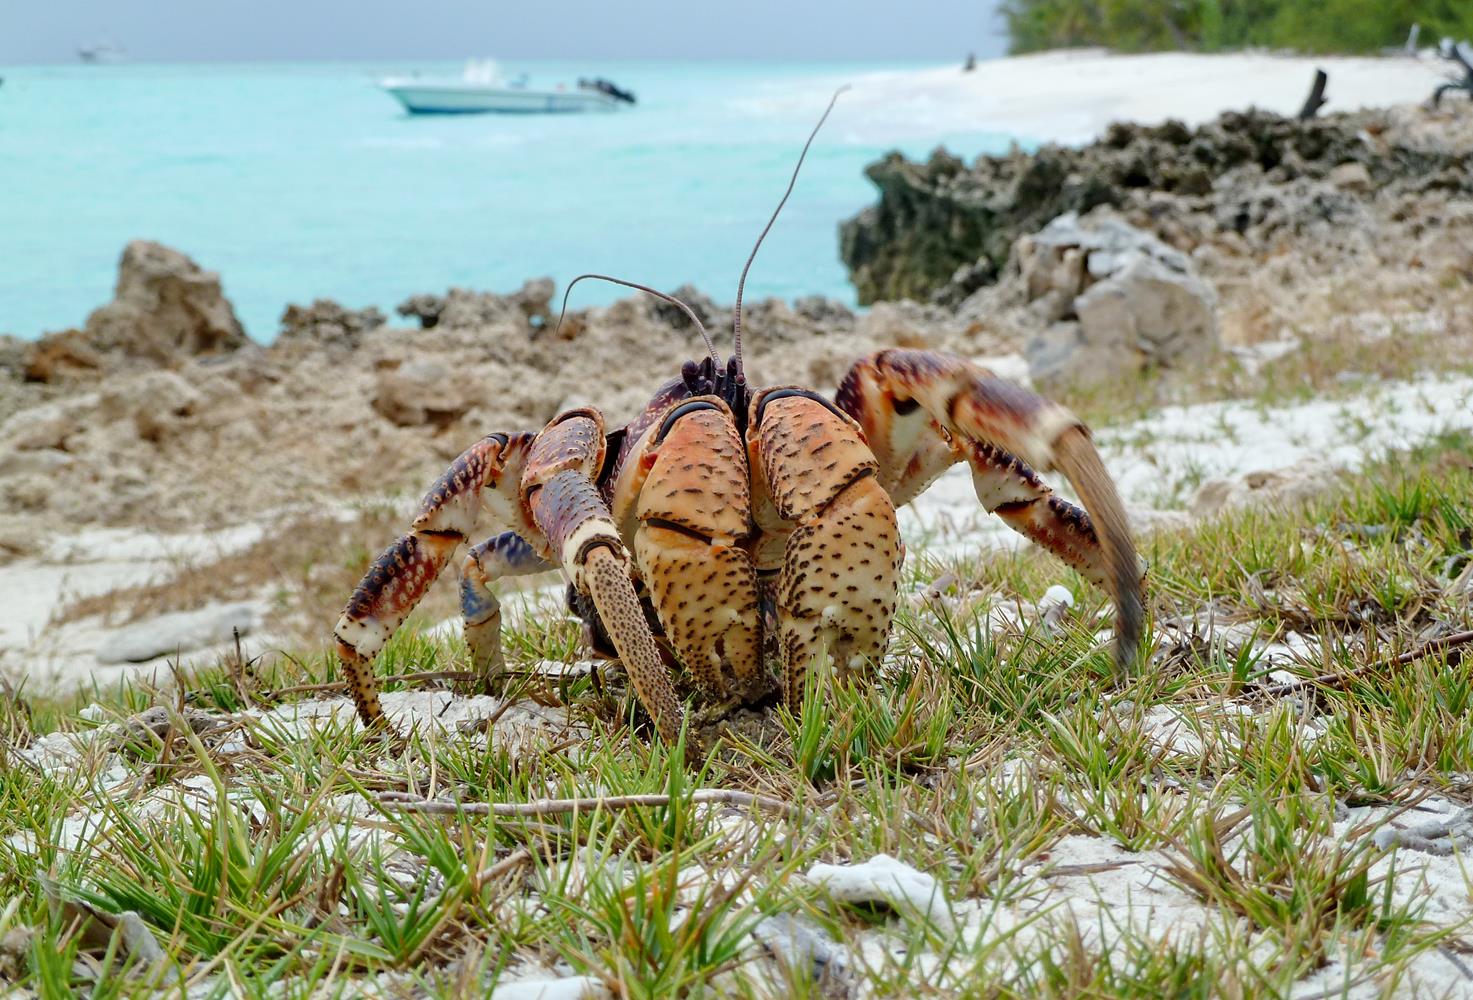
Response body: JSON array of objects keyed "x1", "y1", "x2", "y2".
[{"x1": 381, "y1": 83, "x2": 623, "y2": 115}]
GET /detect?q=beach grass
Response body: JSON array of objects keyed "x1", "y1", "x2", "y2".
[{"x1": 2, "y1": 435, "x2": 1472, "y2": 997}]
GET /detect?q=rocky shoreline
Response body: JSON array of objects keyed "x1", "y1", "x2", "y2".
[
  {"x1": 839, "y1": 104, "x2": 1473, "y2": 304},
  {"x1": 1, "y1": 99, "x2": 1470, "y2": 553},
  {"x1": 0, "y1": 244, "x2": 983, "y2": 547}
]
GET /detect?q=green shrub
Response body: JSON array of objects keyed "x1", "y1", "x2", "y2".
[{"x1": 1001, "y1": 0, "x2": 1473, "y2": 54}]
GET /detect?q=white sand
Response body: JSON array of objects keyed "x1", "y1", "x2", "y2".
[
  {"x1": 0, "y1": 524, "x2": 271, "y2": 693},
  {"x1": 752, "y1": 48, "x2": 1451, "y2": 146},
  {"x1": 0, "y1": 524, "x2": 266, "y2": 651}
]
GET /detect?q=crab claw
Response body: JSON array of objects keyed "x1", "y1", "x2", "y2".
[{"x1": 834, "y1": 349, "x2": 1145, "y2": 674}]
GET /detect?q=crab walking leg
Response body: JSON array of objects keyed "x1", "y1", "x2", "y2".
[
  {"x1": 524, "y1": 410, "x2": 683, "y2": 744},
  {"x1": 335, "y1": 433, "x2": 531, "y2": 726},
  {"x1": 749, "y1": 389, "x2": 903, "y2": 714},
  {"x1": 460, "y1": 531, "x2": 554, "y2": 687},
  {"x1": 631, "y1": 397, "x2": 763, "y2": 702},
  {"x1": 836, "y1": 350, "x2": 1144, "y2": 670}
]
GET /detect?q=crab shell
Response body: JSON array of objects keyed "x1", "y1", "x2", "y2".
[{"x1": 332, "y1": 349, "x2": 1143, "y2": 744}]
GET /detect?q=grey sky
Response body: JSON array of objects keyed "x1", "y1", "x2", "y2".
[{"x1": 4, "y1": 1, "x2": 1008, "y2": 65}]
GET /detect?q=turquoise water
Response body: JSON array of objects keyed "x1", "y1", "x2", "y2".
[{"x1": 0, "y1": 60, "x2": 1025, "y2": 341}]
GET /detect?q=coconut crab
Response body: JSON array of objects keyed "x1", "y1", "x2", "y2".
[{"x1": 333, "y1": 96, "x2": 1145, "y2": 742}]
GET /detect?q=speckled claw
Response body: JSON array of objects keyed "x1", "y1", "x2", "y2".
[
  {"x1": 748, "y1": 388, "x2": 903, "y2": 714},
  {"x1": 628, "y1": 397, "x2": 766, "y2": 703}
]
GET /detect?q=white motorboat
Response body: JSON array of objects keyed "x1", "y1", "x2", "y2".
[{"x1": 379, "y1": 60, "x2": 635, "y2": 115}]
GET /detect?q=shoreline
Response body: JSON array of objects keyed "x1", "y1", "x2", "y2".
[{"x1": 751, "y1": 47, "x2": 1452, "y2": 146}]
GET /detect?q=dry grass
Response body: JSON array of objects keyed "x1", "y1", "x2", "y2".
[{"x1": 48, "y1": 505, "x2": 465, "y2": 644}]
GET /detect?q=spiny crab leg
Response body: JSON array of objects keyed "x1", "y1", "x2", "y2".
[
  {"x1": 837, "y1": 349, "x2": 1145, "y2": 670},
  {"x1": 522, "y1": 410, "x2": 683, "y2": 744},
  {"x1": 334, "y1": 433, "x2": 532, "y2": 726},
  {"x1": 964, "y1": 439, "x2": 1113, "y2": 595}
]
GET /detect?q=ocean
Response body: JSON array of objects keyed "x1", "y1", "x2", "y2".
[{"x1": 0, "y1": 59, "x2": 1027, "y2": 341}]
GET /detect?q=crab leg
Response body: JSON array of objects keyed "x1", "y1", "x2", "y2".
[
  {"x1": 523, "y1": 410, "x2": 683, "y2": 743},
  {"x1": 748, "y1": 388, "x2": 904, "y2": 713},
  {"x1": 835, "y1": 350, "x2": 1144, "y2": 670},
  {"x1": 460, "y1": 531, "x2": 554, "y2": 686},
  {"x1": 334, "y1": 433, "x2": 533, "y2": 726}
]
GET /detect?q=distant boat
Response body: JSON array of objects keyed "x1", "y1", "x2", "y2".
[
  {"x1": 77, "y1": 42, "x2": 127, "y2": 64},
  {"x1": 379, "y1": 60, "x2": 635, "y2": 115}
]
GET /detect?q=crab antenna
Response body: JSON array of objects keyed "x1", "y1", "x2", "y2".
[
  {"x1": 732, "y1": 85, "x2": 849, "y2": 370},
  {"x1": 556, "y1": 273, "x2": 720, "y2": 364}
]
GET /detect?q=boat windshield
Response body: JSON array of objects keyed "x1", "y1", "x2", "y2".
[{"x1": 463, "y1": 59, "x2": 503, "y2": 84}]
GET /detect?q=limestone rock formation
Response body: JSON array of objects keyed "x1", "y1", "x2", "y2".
[
  {"x1": 651, "y1": 283, "x2": 721, "y2": 329},
  {"x1": 18, "y1": 330, "x2": 104, "y2": 382},
  {"x1": 792, "y1": 295, "x2": 856, "y2": 327},
  {"x1": 645, "y1": 286, "x2": 858, "y2": 342},
  {"x1": 21, "y1": 241, "x2": 247, "y2": 382},
  {"x1": 1019, "y1": 212, "x2": 1219, "y2": 386},
  {"x1": 372, "y1": 360, "x2": 480, "y2": 427},
  {"x1": 1190, "y1": 460, "x2": 1340, "y2": 518},
  {"x1": 98, "y1": 601, "x2": 262, "y2": 664},
  {"x1": 0, "y1": 395, "x2": 96, "y2": 452},
  {"x1": 83, "y1": 240, "x2": 247, "y2": 360},
  {"x1": 396, "y1": 279, "x2": 555, "y2": 333},
  {"x1": 277, "y1": 299, "x2": 385, "y2": 350},
  {"x1": 840, "y1": 109, "x2": 1473, "y2": 305}
]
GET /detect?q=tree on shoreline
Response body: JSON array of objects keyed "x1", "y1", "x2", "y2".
[{"x1": 1002, "y1": 0, "x2": 1473, "y2": 55}]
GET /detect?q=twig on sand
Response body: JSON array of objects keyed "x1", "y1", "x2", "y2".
[
  {"x1": 375, "y1": 788, "x2": 798, "y2": 820},
  {"x1": 263, "y1": 663, "x2": 574, "y2": 703},
  {"x1": 1259, "y1": 629, "x2": 1473, "y2": 698},
  {"x1": 477, "y1": 847, "x2": 532, "y2": 886}
]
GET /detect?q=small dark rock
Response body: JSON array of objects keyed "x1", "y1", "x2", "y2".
[
  {"x1": 792, "y1": 295, "x2": 855, "y2": 326},
  {"x1": 277, "y1": 299, "x2": 385, "y2": 350},
  {"x1": 396, "y1": 293, "x2": 444, "y2": 329}
]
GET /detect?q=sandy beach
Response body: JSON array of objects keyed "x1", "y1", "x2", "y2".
[{"x1": 762, "y1": 48, "x2": 1452, "y2": 143}]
